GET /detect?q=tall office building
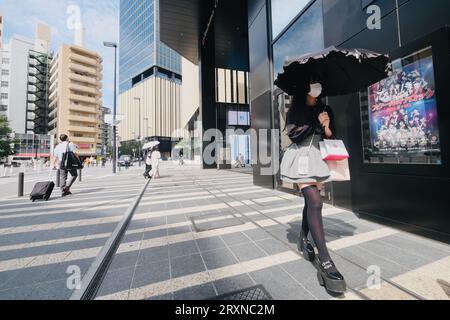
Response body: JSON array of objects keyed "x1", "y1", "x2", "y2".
[
  {"x1": 48, "y1": 45, "x2": 103, "y2": 157},
  {"x1": 99, "y1": 106, "x2": 112, "y2": 156},
  {"x1": 0, "y1": 13, "x2": 9, "y2": 116},
  {"x1": 0, "y1": 47, "x2": 9, "y2": 116},
  {"x1": 118, "y1": 0, "x2": 183, "y2": 147},
  {"x1": 0, "y1": 23, "x2": 52, "y2": 133},
  {"x1": 26, "y1": 24, "x2": 52, "y2": 134}
]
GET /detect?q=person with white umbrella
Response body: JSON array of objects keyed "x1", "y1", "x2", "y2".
[
  {"x1": 142, "y1": 141, "x2": 161, "y2": 179},
  {"x1": 150, "y1": 144, "x2": 162, "y2": 179},
  {"x1": 143, "y1": 150, "x2": 153, "y2": 179}
]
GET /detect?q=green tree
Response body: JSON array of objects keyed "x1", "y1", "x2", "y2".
[
  {"x1": 0, "y1": 116, "x2": 15, "y2": 159},
  {"x1": 119, "y1": 140, "x2": 141, "y2": 157}
]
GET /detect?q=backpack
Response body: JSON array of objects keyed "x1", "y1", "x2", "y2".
[{"x1": 60, "y1": 143, "x2": 84, "y2": 170}]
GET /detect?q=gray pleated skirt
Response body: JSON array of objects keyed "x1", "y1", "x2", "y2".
[{"x1": 280, "y1": 134, "x2": 331, "y2": 184}]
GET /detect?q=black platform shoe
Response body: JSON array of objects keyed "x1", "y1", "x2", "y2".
[
  {"x1": 316, "y1": 259, "x2": 347, "y2": 294},
  {"x1": 297, "y1": 233, "x2": 315, "y2": 262}
]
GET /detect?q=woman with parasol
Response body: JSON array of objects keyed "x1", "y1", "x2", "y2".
[{"x1": 276, "y1": 47, "x2": 391, "y2": 294}]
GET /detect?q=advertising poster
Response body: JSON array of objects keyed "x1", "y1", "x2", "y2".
[{"x1": 367, "y1": 47, "x2": 441, "y2": 156}]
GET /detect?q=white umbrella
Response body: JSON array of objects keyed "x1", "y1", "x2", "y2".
[{"x1": 142, "y1": 141, "x2": 160, "y2": 150}]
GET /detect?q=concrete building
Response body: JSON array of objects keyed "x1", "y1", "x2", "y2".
[
  {"x1": 48, "y1": 44, "x2": 103, "y2": 157},
  {"x1": 99, "y1": 106, "x2": 112, "y2": 156},
  {"x1": 26, "y1": 23, "x2": 52, "y2": 134},
  {"x1": 1, "y1": 23, "x2": 52, "y2": 133},
  {"x1": 0, "y1": 48, "x2": 9, "y2": 116},
  {"x1": 118, "y1": 0, "x2": 184, "y2": 154},
  {"x1": 6, "y1": 36, "x2": 34, "y2": 133},
  {"x1": 0, "y1": 12, "x2": 9, "y2": 117},
  {"x1": 0, "y1": 20, "x2": 9, "y2": 117}
]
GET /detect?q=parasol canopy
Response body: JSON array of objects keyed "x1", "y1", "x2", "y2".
[
  {"x1": 142, "y1": 141, "x2": 160, "y2": 150},
  {"x1": 274, "y1": 46, "x2": 391, "y2": 96}
]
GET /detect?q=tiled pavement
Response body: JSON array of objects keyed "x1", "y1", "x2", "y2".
[
  {"x1": 95, "y1": 163, "x2": 450, "y2": 301},
  {"x1": 0, "y1": 165, "x2": 147, "y2": 299}
]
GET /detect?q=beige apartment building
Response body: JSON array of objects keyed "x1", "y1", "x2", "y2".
[{"x1": 48, "y1": 44, "x2": 103, "y2": 157}]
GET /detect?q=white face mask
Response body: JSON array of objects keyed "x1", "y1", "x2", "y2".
[{"x1": 308, "y1": 83, "x2": 322, "y2": 98}]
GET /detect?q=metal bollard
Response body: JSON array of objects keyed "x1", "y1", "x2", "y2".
[
  {"x1": 18, "y1": 172, "x2": 24, "y2": 197},
  {"x1": 78, "y1": 169, "x2": 82, "y2": 182},
  {"x1": 56, "y1": 169, "x2": 61, "y2": 188}
]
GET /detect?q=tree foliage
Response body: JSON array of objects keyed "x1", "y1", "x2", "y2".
[
  {"x1": 119, "y1": 140, "x2": 141, "y2": 157},
  {"x1": 0, "y1": 116, "x2": 14, "y2": 158}
]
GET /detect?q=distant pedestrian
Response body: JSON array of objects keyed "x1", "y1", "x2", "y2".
[
  {"x1": 179, "y1": 149, "x2": 184, "y2": 166},
  {"x1": 150, "y1": 146, "x2": 161, "y2": 179},
  {"x1": 53, "y1": 134, "x2": 80, "y2": 197},
  {"x1": 143, "y1": 151, "x2": 152, "y2": 179}
]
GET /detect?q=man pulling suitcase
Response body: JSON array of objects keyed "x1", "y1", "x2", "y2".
[{"x1": 53, "y1": 134, "x2": 82, "y2": 197}]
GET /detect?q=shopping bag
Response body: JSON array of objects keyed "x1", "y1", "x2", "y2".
[
  {"x1": 319, "y1": 140, "x2": 349, "y2": 161},
  {"x1": 327, "y1": 159, "x2": 351, "y2": 181}
]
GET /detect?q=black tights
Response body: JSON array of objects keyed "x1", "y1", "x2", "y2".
[{"x1": 301, "y1": 185, "x2": 332, "y2": 262}]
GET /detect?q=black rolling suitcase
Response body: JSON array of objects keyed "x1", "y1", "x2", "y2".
[{"x1": 30, "y1": 182, "x2": 55, "y2": 202}]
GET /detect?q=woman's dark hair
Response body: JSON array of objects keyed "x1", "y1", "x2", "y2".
[
  {"x1": 283, "y1": 72, "x2": 324, "y2": 131},
  {"x1": 286, "y1": 95, "x2": 309, "y2": 129},
  {"x1": 60, "y1": 134, "x2": 68, "y2": 142},
  {"x1": 310, "y1": 72, "x2": 322, "y2": 84}
]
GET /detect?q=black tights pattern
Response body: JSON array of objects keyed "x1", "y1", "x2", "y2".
[{"x1": 301, "y1": 185, "x2": 332, "y2": 262}]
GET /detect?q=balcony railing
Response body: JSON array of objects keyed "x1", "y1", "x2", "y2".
[
  {"x1": 70, "y1": 115, "x2": 97, "y2": 124},
  {"x1": 70, "y1": 53, "x2": 99, "y2": 67},
  {"x1": 69, "y1": 93, "x2": 99, "y2": 105},
  {"x1": 68, "y1": 125, "x2": 98, "y2": 133},
  {"x1": 69, "y1": 104, "x2": 99, "y2": 114}
]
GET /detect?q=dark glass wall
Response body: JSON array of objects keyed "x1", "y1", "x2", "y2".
[
  {"x1": 322, "y1": 0, "x2": 450, "y2": 242},
  {"x1": 248, "y1": 0, "x2": 275, "y2": 188},
  {"x1": 247, "y1": 0, "x2": 450, "y2": 242},
  {"x1": 200, "y1": 0, "x2": 250, "y2": 169}
]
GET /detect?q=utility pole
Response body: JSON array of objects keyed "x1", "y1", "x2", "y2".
[{"x1": 103, "y1": 41, "x2": 118, "y2": 174}]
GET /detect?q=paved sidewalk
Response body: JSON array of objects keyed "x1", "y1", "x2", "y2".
[
  {"x1": 0, "y1": 165, "x2": 113, "y2": 199},
  {"x1": 0, "y1": 165, "x2": 148, "y2": 299},
  {"x1": 96, "y1": 163, "x2": 450, "y2": 300}
]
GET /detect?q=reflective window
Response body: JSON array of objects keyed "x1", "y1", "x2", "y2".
[
  {"x1": 271, "y1": 0, "x2": 311, "y2": 39},
  {"x1": 272, "y1": 0, "x2": 324, "y2": 79},
  {"x1": 216, "y1": 68, "x2": 249, "y2": 105},
  {"x1": 119, "y1": 0, "x2": 181, "y2": 93}
]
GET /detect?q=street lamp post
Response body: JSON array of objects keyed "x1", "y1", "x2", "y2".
[
  {"x1": 103, "y1": 41, "x2": 118, "y2": 174},
  {"x1": 134, "y1": 97, "x2": 142, "y2": 167}
]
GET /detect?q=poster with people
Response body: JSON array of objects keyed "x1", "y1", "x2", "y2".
[{"x1": 367, "y1": 47, "x2": 441, "y2": 156}]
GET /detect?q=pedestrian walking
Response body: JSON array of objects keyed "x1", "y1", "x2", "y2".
[
  {"x1": 238, "y1": 153, "x2": 245, "y2": 168},
  {"x1": 280, "y1": 74, "x2": 346, "y2": 294},
  {"x1": 143, "y1": 150, "x2": 152, "y2": 179},
  {"x1": 53, "y1": 134, "x2": 81, "y2": 197},
  {"x1": 179, "y1": 149, "x2": 184, "y2": 166},
  {"x1": 150, "y1": 146, "x2": 161, "y2": 179}
]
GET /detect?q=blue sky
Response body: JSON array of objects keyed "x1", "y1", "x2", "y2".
[{"x1": 0, "y1": 0, "x2": 120, "y2": 109}]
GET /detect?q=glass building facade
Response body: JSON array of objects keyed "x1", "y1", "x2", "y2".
[{"x1": 119, "y1": 0, "x2": 181, "y2": 93}]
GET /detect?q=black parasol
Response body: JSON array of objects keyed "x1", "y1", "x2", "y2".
[{"x1": 274, "y1": 46, "x2": 391, "y2": 96}]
